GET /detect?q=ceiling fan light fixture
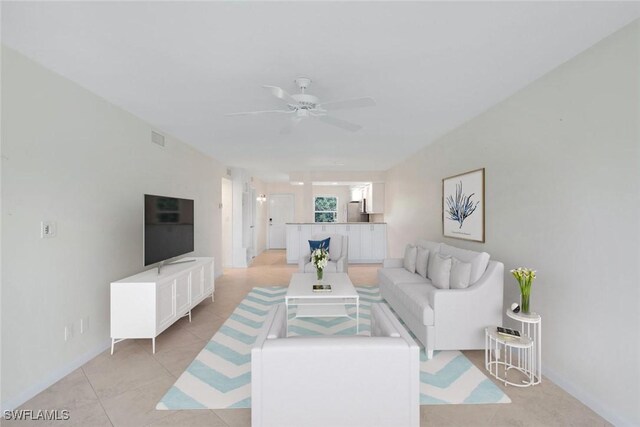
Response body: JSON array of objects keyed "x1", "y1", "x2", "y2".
[
  {"x1": 294, "y1": 77, "x2": 312, "y2": 92},
  {"x1": 226, "y1": 77, "x2": 375, "y2": 132}
]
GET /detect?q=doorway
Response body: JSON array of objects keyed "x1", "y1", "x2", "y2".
[
  {"x1": 268, "y1": 194, "x2": 294, "y2": 249},
  {"x1": 221, "y1": 177, "x2": 233, "y2": 268}
]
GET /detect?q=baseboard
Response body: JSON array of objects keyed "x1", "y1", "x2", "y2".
[
  {"x1": 544, "y1": 364, "x2": 634, "y2": 427},
  {"x1": 0, "y1": 339, "x2": 111, "y2": 412}
]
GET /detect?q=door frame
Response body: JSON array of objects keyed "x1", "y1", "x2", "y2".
[
  {"x1": 268, "y1": 193, "x2": 295, "y2": 249},
  {"x1": 221, "y1": 177, "x2": 233, "y2": 268}
]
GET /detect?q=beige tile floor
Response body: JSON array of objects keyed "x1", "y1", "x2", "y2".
[{"x1": 5, "y1": 250, "x2": 608, "y2": 426}]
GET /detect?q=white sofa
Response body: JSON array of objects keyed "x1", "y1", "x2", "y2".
[
  {"x1": 251, "y1": 303, "x2": 419, "y2": 427},
  {"x1": 298, "y1": 233, "x2": 349, "y2": 273},
  {"x1": 378, "y1": 240, "x2": 504, "y2": 359}
]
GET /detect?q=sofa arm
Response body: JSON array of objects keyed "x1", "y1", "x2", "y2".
[
  {"x1": 430, "y1": 261, "x2": 504, "y2": 349},
  {"x1": 335, "y1": 255, "x2": 348, "y2": 273},
  {"x1": 383, "y1": 258, "x2": 403, "y2": 268}
]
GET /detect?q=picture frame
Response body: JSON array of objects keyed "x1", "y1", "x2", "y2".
[{"x1": 442, "y1": 168, "x2": 485, "y2": 242}]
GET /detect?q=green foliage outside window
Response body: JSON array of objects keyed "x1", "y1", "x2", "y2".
[{"x1": 314, "y1": 196, "x2": 338, "y2": 223}]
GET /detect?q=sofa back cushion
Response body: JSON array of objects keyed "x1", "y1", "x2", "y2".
[
  {"x1": 439, "y1": 244, "x2": 490, "y2": 284},
  {"x1": 416, "y1": 240, "x2": 441, "y2": 254},
  {"x1": 310, "y1": 234, "x2": 343, "y2": 259},
  {"x1": 309, "y1": 238, "x2": 330, "y2": 253},
  {"x1": 403, "y1": 244, "x2": 417, "y2": 273},
  {"x1": 415, "y1": 247, "x2": 429, "y2": 278},
  {"x1": 430, "y1": 254, "x2": 452, "y2": 289},
  {"x1": 450, "y1": 258, "x2": 472, "y2": 289}
]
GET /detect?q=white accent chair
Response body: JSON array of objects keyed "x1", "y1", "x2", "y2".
[
  {"x1": 298, "y1": 233, "x2": 349, "y2": 273},
  {"x1": 251, "y1": 303, "x2": 420, "y2": 427}
]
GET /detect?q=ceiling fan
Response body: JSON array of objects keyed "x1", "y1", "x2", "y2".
[{"x1": 226, "y1": 77, "x2": 376, "y2": 134}]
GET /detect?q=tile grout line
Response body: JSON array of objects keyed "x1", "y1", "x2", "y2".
[{"x1": 80, "y1": 366, "x2": 115, "y2": 427}]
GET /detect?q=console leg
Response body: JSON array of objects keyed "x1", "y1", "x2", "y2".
[
  {"x1": 152, "y1": 337, "x2": 156, "y2": 354},
  {"x1": 188, "y1": 310, "x2": 192, "y2": 322},
  {"x1": 111, "y1": 339, "x2": 115, "y2": 355},
  {"x1": 427, "y1": 349, "x2": 434, "y2": 359}
]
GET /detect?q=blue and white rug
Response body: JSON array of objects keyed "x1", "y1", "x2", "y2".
[{"x1": 156, "y1": 286, "x2": 510, "y2": 409}]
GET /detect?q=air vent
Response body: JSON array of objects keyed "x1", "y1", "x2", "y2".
[
  {"x1": 226, "y1": 168, "x2": 232, "y2": 176},
  {"x1": 151, "y1": 131, "x2": 165, "y2": 147}
]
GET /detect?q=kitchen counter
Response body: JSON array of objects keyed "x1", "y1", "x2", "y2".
[{"x1": 286, "y1": 223, "x2": 387, "y2": 264}]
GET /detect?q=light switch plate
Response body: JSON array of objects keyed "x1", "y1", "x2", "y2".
[{"x1": 41, "y1": 221, "x2": 57, "y2": 238}]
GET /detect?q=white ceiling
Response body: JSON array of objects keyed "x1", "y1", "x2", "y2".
[{"x1": 3, "y1": 2, "x2": 639, "y2": 182}]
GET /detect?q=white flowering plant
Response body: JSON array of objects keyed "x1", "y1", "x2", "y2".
[
  {"x1": 311, "y1": 248, "x2": 329, "y2": 271},
  {"x1": 510, "y1": 267, "x2": 536, "y2": 313}
]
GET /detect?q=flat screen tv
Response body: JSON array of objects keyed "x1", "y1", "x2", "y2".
[{"x1": 144, "y1": 194, "x2": 194, "y2": 266}]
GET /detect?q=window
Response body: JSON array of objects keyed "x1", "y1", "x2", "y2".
[{"x1": 314, "y1": 196, "x2": 338, "y2": 223}]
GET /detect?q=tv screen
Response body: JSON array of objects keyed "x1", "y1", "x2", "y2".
[{"x1": 144, "y1": 194, "x2": 194, "y2": 266}]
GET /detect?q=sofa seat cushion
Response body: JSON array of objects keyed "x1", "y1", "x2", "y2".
[
  {"x1": 390, "y1": 283, "x2": 436, "y2": 326},
  {"x1": 302, "y1": 261, "x2": 339, "y2": 273},
  {"x1": 378, "y1": 267, "x2": 429, "y2": 285}
]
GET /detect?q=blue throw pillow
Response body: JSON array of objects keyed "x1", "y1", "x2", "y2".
[{"x1": 309, "y1": 238, "x2": 331, "y2": 255}]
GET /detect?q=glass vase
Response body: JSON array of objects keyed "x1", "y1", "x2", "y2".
[
  {"x1": 520, "y1": 291, "x2": 530, "y2": 314},
  {"x1": 316, "y1": 268, "x2": 324, "y2": 282}
]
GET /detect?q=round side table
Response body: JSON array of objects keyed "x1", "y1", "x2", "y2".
[
  {"x1": 485, "y1": 327, "x2": 535, "y2": 387},
  {"x1": 507, "y1": 310, "x2": 542, "y2": 385}
]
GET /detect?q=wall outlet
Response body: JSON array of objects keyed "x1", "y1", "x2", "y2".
[
  {"x1": 64, "y1": 324, "x2": 74, "y2": 341},
  {"x1": 41, "y1": 221, "x2": 57, "y2": 238},
  {"x1": 80, "y1": 317, "x2": 89, "y2": 334}
]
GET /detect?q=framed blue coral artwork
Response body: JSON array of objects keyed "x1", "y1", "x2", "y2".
[{"x1": 442, "y1": 168, "x2": 485, "y2": 242}]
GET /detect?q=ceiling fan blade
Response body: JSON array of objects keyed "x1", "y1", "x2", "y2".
[
  {"x1": 225, "y1": 109, "x2": 292, "y2": 117},
  {"x1": 318, "y1": 97, "x2": 376, "y2": 111},
  {"x1": 263, "y1": 85, "x2": 298, "y2": 104},
  {"x1": 318, "y1": 115, "x2": 362, "y2": 132},
  {"x1": 280, "y1": 116, "x2": 303, "y2": 135}
]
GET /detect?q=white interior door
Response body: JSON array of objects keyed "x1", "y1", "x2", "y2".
[
  {"x1": 242, "y1": 189, "x2": 256, "y2": 262},
  {"x1": 221, "y1": 177, "x2": 233, "y2": 268},
  {"x1": 269, "y1": 194, "x2": 294, "y2": 249}
]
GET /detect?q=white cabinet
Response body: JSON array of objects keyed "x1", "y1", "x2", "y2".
[
  {"x1": 360, "y1": 224, "x2": 373, "y2": 260},
  {"x1": 343, "y1": 224, "x2": 362, "y2": 261},
  {"x1": 365, "y1": 183, "x2": 385, "y2": 214},
  {"x1": 358, "y1": 224, "x2": 386, "y2": 261},
  {"x1": 175, "y1": 274, "x2": 191, "y2": 317},
  {"x1": 371, "y1": 224, "x2": 387, "y2": 260},
  {"x1": 286, "y1": 224, "x2": 386, "y2": 264},
  {"x1": 111, "y1": 257, "x2": 214, "y2": 354},
  {"x1": 191, "y1": 268, "x2": 204, "y2": 303},
  {"x1": 286, "y1": 225, "x2": 312, "y2": 263},
  {"x1": 157, "y1": 281, "x2": 175, "y2": 330}
]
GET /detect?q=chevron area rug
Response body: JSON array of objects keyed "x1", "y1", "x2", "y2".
[{"x1": 156, "y1": 286, "x2": 510, "y2": 409}]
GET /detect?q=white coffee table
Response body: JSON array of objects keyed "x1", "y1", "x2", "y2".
[{"x1": 285, "y1": 273, "x2": 359, "y2": 336}]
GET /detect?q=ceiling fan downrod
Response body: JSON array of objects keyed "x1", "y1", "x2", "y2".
[{"x1": 294, "y1": 77, "x2": 312, "y2": 94}]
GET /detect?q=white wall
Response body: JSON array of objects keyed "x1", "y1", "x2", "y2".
[
  {"x1": 267, "y1": 182, "x2": 306, "y2": 222},
  {"x1": 266, "y1": 183, "x2": 355, "y2": 223},
  {"x1": 0, "y1": 47, "x2": 227, "y2": 409},
  {"x1": 385, "y1": 22, "x2": 639, "y2": 426}
]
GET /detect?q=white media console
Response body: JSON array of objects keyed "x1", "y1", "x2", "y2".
[{"x1": 110, "y1": 257, "x2": 214, "y2": 354}]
